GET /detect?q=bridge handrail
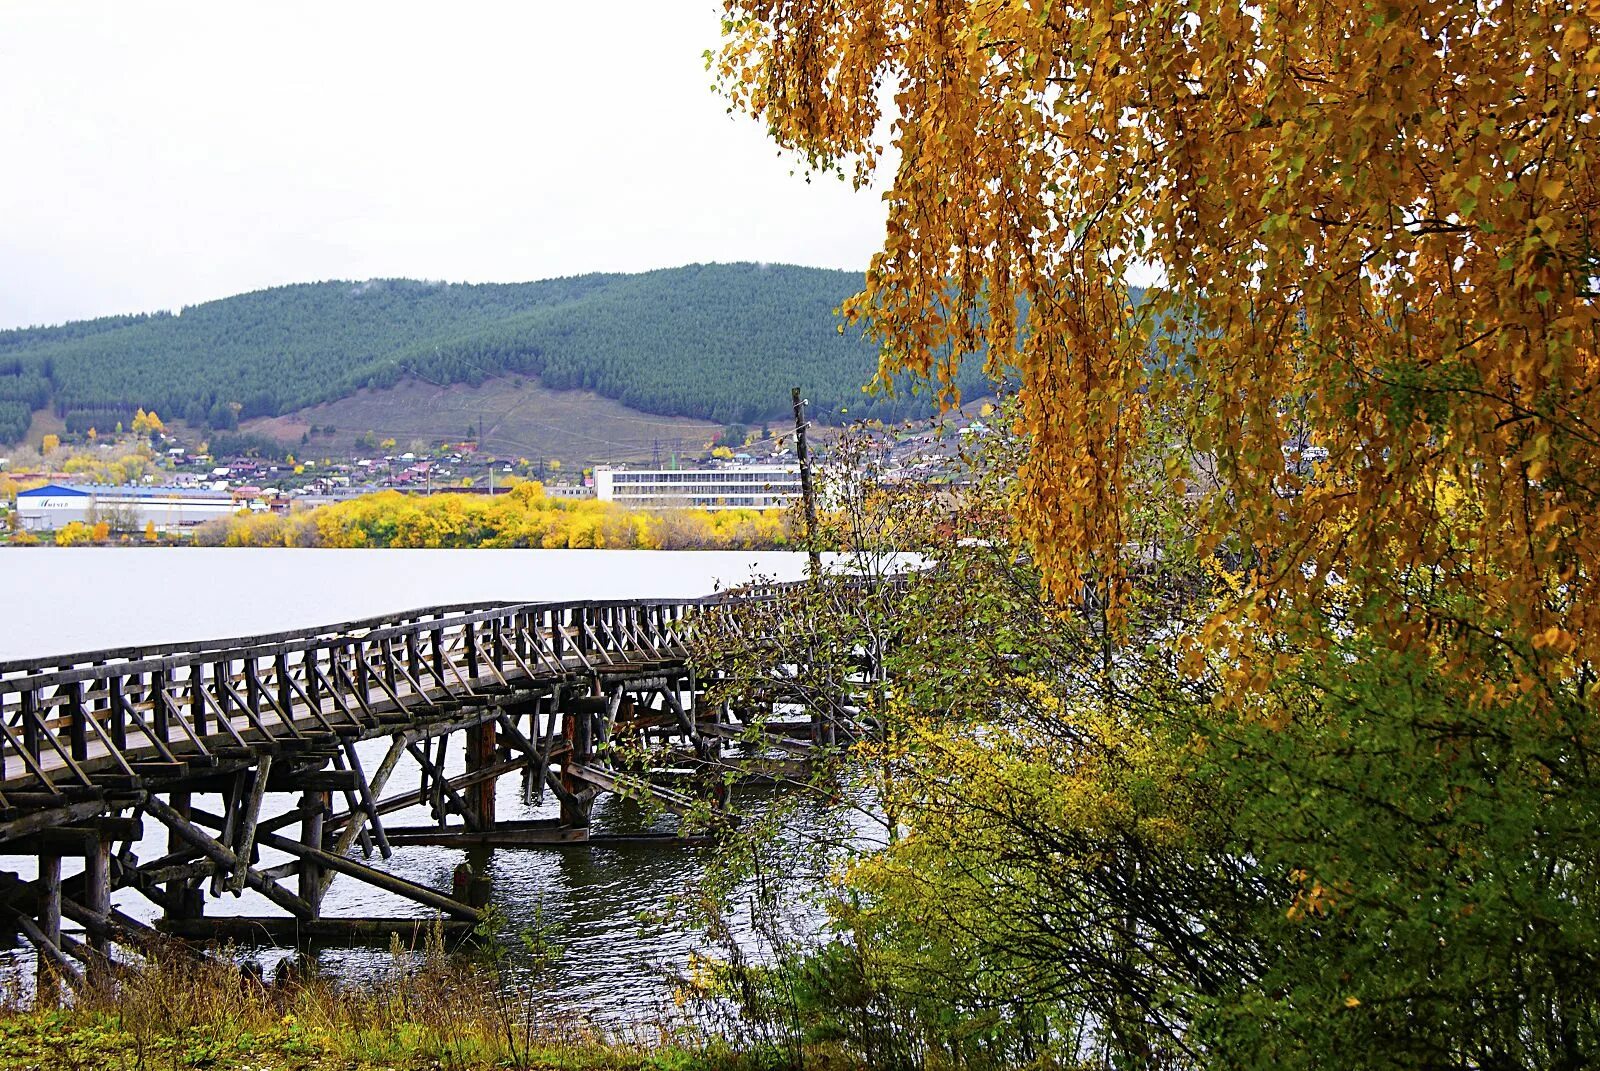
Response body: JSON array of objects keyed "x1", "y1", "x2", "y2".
[
  {"x1": 0, "y1": 579, "x2": 850, "y2": 691},
  {"x1": 0, "y1": 571, "x2": 907, "y2": 696}
]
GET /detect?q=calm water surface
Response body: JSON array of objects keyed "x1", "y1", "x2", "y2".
[
  {"x1": 0, "y1": 547, "x2": 818, "y2": 660},
  {"x1": 0, "y1": 548, "x2": 861, "y2": 1023}
]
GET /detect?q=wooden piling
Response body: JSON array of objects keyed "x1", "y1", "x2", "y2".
[
  {"x1": 299, "y1": 791, "x2": 325, "y2": 917},
  {"x1": 166, "y1": 790, "x2": 197, "y2": 919},
  {"x1": 37, "y1": 853, "x2": 61, "y2": 997},
  {"x1": 84, "y1": 833, "x2": 111, "y2": 960},
  {"x1": 466, "y1": 719, "x2": 497, "y2": 828}
]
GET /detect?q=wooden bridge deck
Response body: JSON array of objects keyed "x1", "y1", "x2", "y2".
[{"x1": 0, "y1": 597, "x2": 705, "y2": 802}]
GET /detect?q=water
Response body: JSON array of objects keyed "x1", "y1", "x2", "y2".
[
  {"x1": 0, "y1": 547, "x2": 818, "y2": 661},
  {"x1": 0, "y1": 547, "x2": 861, "y2": 1023}
]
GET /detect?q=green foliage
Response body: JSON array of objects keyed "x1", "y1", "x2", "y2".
[
  {"x1": 205, "y1": 432, "x2": 291, "y2": 460},
  {"x1": 693, "y1": 414, "x2": 1600, "y2": 1071},
  {"x1": 1192, "y1": 635, "x2": 1600, "y2": 1070},
  {"x1": 0, "y1": 265, "x2": 994, "y2": 443},
  {"x1": 0, "y1": 360, "x2": 50, "y2": 443}
]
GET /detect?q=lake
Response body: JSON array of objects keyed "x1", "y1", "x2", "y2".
[
  {"x1": 0, "y1": 547, "x2": 866, "y2": 1025},
  {"x1": 0, "y1": 546, "x2": 821, "y2": 661}
]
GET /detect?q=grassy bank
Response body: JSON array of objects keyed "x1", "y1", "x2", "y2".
[{"x1": 0, "y1": 941, "x2": 796, "y2": 1071}]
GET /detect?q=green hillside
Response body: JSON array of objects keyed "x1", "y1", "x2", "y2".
[{"x1": 0, "y1": 264, "x2": 992, "y2": 444}]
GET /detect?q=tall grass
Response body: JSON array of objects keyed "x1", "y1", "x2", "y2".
[{"x1": 0, "y1": 921, "x2": 744, "y2": 1071}]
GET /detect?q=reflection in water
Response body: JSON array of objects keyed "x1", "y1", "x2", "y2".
[{"x1": 0, "y1": 739, "x2": 877, "y2": 1026}]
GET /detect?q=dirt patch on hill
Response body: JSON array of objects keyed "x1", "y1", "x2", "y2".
[{"x1": 244, "y1": 377, "x2": 728, "y2": 467}]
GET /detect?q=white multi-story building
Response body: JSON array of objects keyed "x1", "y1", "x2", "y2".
[
  {"x1": 594, "y1": 465, "x2": 801, "y2": 511},
  {"x1": 15, "y1": 483, "x2": 261, "y2": 532}
]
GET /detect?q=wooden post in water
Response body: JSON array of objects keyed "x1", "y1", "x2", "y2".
[
  {"x1": 166, "y1": 791, "x2": 198, "y2": 919},
  {"x1": 557, "y1": 697, "x2": 604, "y2": 830},
  {"x1": 37, "y1": 852, "x2": 60, "y2": 998},
  {"x1": 84, "y1": 832, "x2": 111, "y2": 962},
  {"x1": 466, "y1": 719, "x2": 497, "y2": 828},
  {"x1": 300, "y1": 791, "x2": 326, "y2": 917}
]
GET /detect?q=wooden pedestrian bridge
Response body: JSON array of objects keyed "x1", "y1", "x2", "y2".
[{"x1": 0, "y1": 582, "x2": 869, "y2": 988}]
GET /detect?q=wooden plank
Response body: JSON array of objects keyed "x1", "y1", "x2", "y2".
[
  {"x1": 228, "y1": 755, "x2": 271, "y2": 894},
  {"x1": 264, "y1": 768, "x2": 356, "y2": 792},
  {"x1": 254, "y1": 830, "x2": 480, "y2": 920},
  {"x1": 341, "y1": 739, "x2": 392, "y2": 859},
  {"x1": 383, "y1": 822, "x2": 589, "y2": 846},
  {"x1": 144, "y1": 794, "x2": 311, "y2": 919},
  {"x1": 157, "y1": 915, "x2": 477, "y2": 943}
]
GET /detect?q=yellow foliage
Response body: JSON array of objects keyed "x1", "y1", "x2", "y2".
[
  {"x1": 715, "y1": 0, "x2": 1600, "y2": 684},
  {"x1": 130, "y1": 408, "x2": 164, "y2": 435},
  {"x1": 195, "y1": 485, "x2": 788, "y2": 550},
  {"x1": 61, "y1": 452, "x2": 157, "y2": 485},
  {"x1": 54, "y1": 521, "x2": 92, "y2": 546},
  {"x1": 40, "y1": 434, "x2": 59, "y2": 453}
]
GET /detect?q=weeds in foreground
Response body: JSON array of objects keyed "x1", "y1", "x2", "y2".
[{"x1": 0, "y1": 919, "x2": 795, "y2": 1071}]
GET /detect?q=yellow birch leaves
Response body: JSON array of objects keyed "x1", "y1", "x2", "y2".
[{"x1": 716, "y1": 0, "x2": 1600, "y2": 680}]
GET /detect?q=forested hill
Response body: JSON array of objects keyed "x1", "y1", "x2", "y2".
[{"x1": 0, "y1": 264, "x2": 993, "y2": 443}]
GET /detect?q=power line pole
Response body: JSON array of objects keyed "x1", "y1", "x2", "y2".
[{"x1": 792, "y1": 386, "x2": 822, "y2": 579}]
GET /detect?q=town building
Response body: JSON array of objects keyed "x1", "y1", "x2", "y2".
[
  {"x1": 15, "y1": 483, "x2": 262, "y2": 533},
  {"x1": 542, "y1": 483, "x2": 594, "y2": 501},
  {"x1": 593, "y1": 465, "x2": 801, "y2": 510}
]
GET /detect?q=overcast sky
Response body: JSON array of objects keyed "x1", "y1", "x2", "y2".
[{"x1": 0, "y1": 1, "x2": 889, "y2": 330}]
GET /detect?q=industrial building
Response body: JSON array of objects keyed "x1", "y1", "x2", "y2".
[
  {"x1": 14, "y1": 483, "x2": 260, "y2": 533},
  {"x1": 593, "y1": 465, "x2": 801, "y2": 510}
]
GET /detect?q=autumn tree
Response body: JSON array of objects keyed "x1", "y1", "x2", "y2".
[
  {"x1": 708, "y1": 4, "x2": 1600, "y2": 1068},
  {"x1": 54, "y1": 521, "x2": 91, "y2": 546},
  {"x1": 716, "y1": 0, "x2": 1600, "y2": 652}
]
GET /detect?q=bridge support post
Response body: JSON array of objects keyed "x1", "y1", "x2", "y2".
[
  {"x1": 36, "y1": 852, "x2": 60, "y2": 1000},
  {"x1": 554, "y1": 697, "x2": 602, "y2": 830},
  {"x1": 165, "y1": 791, "x2": 200, "y2": 920},
  {"x1": 84, "y1": 832, "x2": 111, "y2": 962},
  {"x1": 299, "y1": 791, "x2": 326, "y2": 918},
  {"x1": 467, "y1": 720, "x2": 497, "y2": 828}
]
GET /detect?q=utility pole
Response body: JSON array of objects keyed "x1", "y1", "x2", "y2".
[{"x1": 792, "y1": 387, "x2": 822, "y2": 579}]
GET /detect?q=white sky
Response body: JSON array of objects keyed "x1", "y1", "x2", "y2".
[{"x1": 0, "y1": 1, "x2": 889, "y2": 330}]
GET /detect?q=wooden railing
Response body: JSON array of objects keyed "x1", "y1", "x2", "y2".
[{"x1": 0, "y1": 596, "x2": 722, "y2": 798}]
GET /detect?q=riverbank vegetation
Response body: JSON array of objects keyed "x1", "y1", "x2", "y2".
[
  {"x1": 687, "y1": 4, "x2": 1600, "y2": 1069},
  {"x1": 192, "y1": 484, "x2": 793, "y2": 550},
  {"x1": 0, "y1": 932, "x2": 785, "y2": 1071}
]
